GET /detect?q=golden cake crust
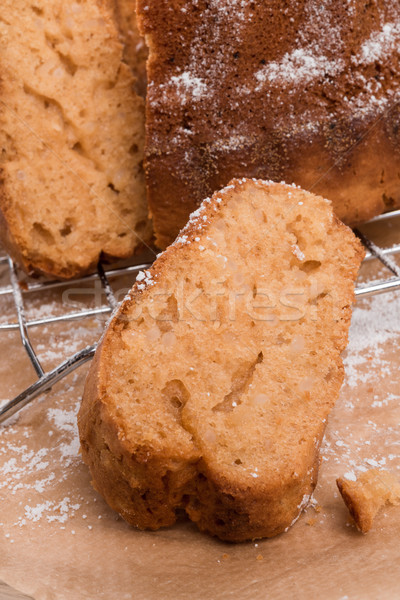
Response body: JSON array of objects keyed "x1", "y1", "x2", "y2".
[{"x1": 137, "y1": 0, "x2": 400, "y2": 248}]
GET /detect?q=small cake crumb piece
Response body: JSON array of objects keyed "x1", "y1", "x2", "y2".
[{"x1": 337, "y1": 469, "x2": 400, "y2": 533}]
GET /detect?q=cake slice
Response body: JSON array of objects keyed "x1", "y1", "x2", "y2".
[
  {"x1": 0, "y1": 1, "x2": 151, "y2": 279},
  {"x1": 78, "y1": 178, "x2": 364, "y2": 541}
]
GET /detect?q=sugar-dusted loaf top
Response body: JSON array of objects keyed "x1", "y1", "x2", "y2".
[
  {"x1": 138, "y1": 0, "x2": 400, "y2": 247},
  {"x1": 79, "y1": 178, "x2": 364, "y2": 541},
  {"x1": 140, "y1": 0, "x2": 400, "y2": 137}
]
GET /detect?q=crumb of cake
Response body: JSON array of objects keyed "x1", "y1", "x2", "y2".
[
  {"x1": 79, "y1": 178, "x2": 364, "y2": 542},
  {"x1": 337, "y1": 469, "x2": 400, "y2": 533}
]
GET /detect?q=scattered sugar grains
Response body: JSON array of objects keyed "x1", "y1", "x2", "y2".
[
  {"x1": 0, "y1": 293, "x2": 103, "y2": 534},
  {"x1": 0, "y1": 370, "x2": 101, "y2": 532},
  {"x1": 135, "y1": 269, "x2": 156, "y2": 291},
  {"x1": 343, "y1": 293, "x2": 400, "y2": 388},
  {"x1": 320, "y1": 291, "x2": 400, "y2": 481},
  {"x1": 0, "y1": 401, "x2": 82, "y2": 526}
]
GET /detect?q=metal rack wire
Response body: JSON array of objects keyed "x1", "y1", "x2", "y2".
[{"x1": 0, "y1": 211, "x2": 399, "y2": 425}]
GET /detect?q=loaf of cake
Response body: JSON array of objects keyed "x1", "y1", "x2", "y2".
[
  {"x1": 0, "y1": 1, "x2": 151, "y2": 279},
  {"x1": 79, "y1": 178, "x2": 364, "y2": 541},
  {"x1": 137, "y1": 0, "x2": 400, "y2": 248}
]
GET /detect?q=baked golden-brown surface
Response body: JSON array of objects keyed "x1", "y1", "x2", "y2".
[
  {"x1": 138, "y1": 0, "x2": 400, "y2": 248},
  {"x1": 79, "y1": 178, "x2": 364, "y2": 541},
  {"x1": 0, "y1": 0, "x2": 151, "y2": 279},
  {"x1": 337, "y1": 469, "x2": 400, "y2": 533}
]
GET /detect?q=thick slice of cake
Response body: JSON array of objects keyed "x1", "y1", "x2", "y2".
[
  {"x1": 137, "y1": 0, "x2": 400, "y2": 248},
  {"x1": 79, "y1": 179, "x2": 364, "y2": 541},
  {"x1": 0, "y1": 1, "x2": 151, "y2": 279}
]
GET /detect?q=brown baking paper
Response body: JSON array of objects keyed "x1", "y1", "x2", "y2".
[{"x1": 0, "y1": 223, "x2": 399, "y2": 600}]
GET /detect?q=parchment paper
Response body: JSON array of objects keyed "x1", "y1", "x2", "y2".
[{"x1": 0, "y1": 220, "x2": 399, "y2": 600}]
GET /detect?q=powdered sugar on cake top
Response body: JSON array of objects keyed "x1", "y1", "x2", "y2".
[
  {"x1": 253, "y1": 0, "x2": 346, "y2": 89},
  {"x1": 169, "y1": 72, "x2": 208, "y2": 103},
  {"x1": 357, "y1": 21, "x2": 400, "y2": 65},
  {"x1": 149, "y1": 0, "x2": 400, "y2": 143},
  {"x1": 135, "y1": 269, "x2": 155, "y2": 291},
  {"x1": 255, "y1": 50, "x2": 344, "y2": 88}
]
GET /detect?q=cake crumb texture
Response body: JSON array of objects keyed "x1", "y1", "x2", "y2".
[
  {"x1": 0, "y1": 0, "x2": 151, "y2": 279},
  {"x1": 79, "y1": 178, "x2": 364, "y2": 541}
]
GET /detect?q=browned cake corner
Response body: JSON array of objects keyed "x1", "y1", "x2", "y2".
[
  {"x1": 0, "y1": 1, "x2": 152, "y2": 280},
  {"x1": 113, "y1": 0, "x2": 148, "y2": 96},
  {"x1": 79, "y1": 178, "x2": 364, "y2": 542},
  {"x1": 337, "y1": 469, "x2": 400, "y2": 533},
  {"x1": 137, "y1": 0, "x2": 400, "y2": 248}
]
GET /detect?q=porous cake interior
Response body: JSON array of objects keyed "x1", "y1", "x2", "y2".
[
  {"x1": 0, "y1": 1, "x2": 149, "y2": 277},
  {"x1": 102, "y1": 181, "x2": 359, "y2": 493}
]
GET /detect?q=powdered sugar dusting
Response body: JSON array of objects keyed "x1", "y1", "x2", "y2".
[
  {"x1": 343, "y1": 293, "x2": 400, "y2": 388},
  {"x1": 171, "y1": 178, "x2": 306, "y2": 251},
  {"x1": 255, "y1": 50, "x2": 344, "y2": 88},
  {"x1": 253, "y1": 3, "x2": 400, "y2": 119},
  {"x1": 208, "y1": 0, "x2": 247, "y2": 21},
  {"x1": 318, "y1": 288, "x2": 400, "y2": 491},
  {"x1": 0, "y1": 388, "x2": 85, "y2": 527},
  {"x1": 357, "y1": 21, "x2": 400, "y2": 65},
  {"x1": 148, "y1": 0, "x2": 400, "y2": 153},
  {"x1": 135, "y1": 269, "x2": 156, "y2": 292},
  {"x1": 291, "y1": 244, "x2": 306, "y2": 262},
  {"x1": 148, "y1": 0, "x2": 249, "y2": 112},
  {"x1": 0, "y1": 288, "x2": 105, "y2": 533},
  {"x1": 23, "y1": 497, "x2": 81, "y2": 524},
  {"x1": 169, "y1": 72, "x2": 208, "y2": 103},
  {"x1": 284, "y1": 493, "x2": 312, "y2": 532},
  {"x1": 173, "y1": 196, "x2": 213, "y2": 247}
]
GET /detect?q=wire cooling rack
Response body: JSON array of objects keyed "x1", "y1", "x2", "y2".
[{"x1": 0, "y1": 210, "x2": 399, "y2": 425}]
